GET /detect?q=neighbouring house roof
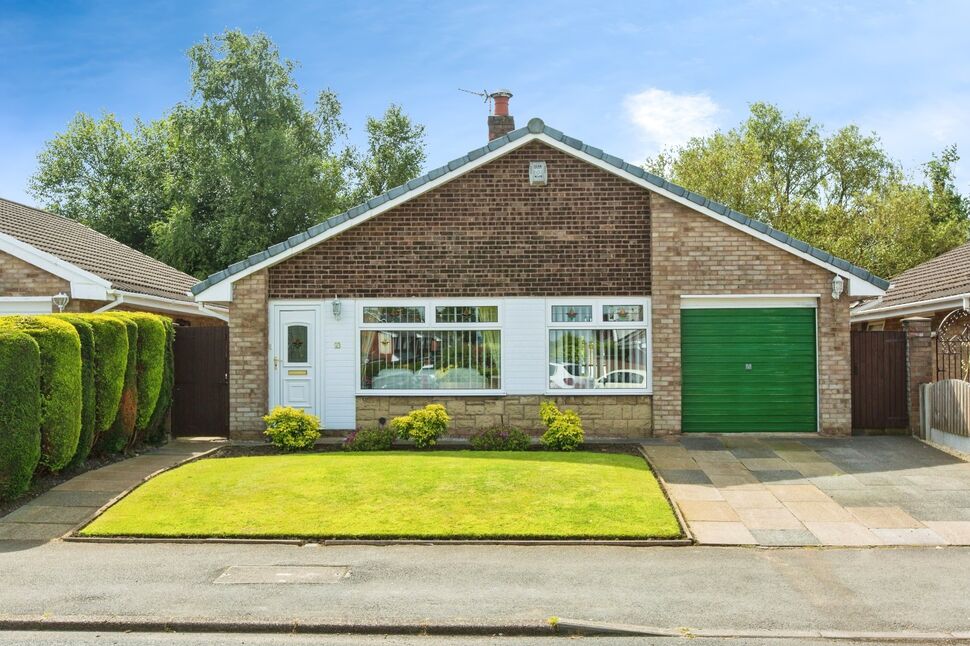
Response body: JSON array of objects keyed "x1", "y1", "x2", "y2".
[
  {"x1": 851, "y1": 241, "x2": 970, "y2": 319},
  {"x1": 0, "y1": 197, "x2": 198, "y2": 302},
  {"x1": 192, "y1": 117, "x2": 890, "y2": 300}
]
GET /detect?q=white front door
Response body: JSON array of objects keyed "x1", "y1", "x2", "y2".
[{"x1": 272, "y1": 307, "x2": 320, "y2": 418}]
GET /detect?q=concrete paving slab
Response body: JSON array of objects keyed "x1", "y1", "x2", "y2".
[
  {"x1": 923, "y1": 521, "x2": 970, "y2": 544},
  {"x1": 0, "y1": 522, "x2": 74, "y2": 541},
  {"x1": 658, "y1": 469, "x2": 712, "y2": 485},
  {"x1": 1, "y1": 505, "x2": 99, "y2": 525},
  {"x1": 677, "y1": 500, "x2": 740, "y2": 522},
  {"x1": 739, "y1": 458, "x2": 791, "y2": 471},
  {"x1": 688, "y1": 521, "x2": 756, "y2": 545},
  {"x1": 666, "y1": 484, "x2": 724, "y2": 501},
  {"x1": 752, "y1": 469, "x2": 804, "y2": 484},
  {"x1": 870, "y1": 528, "x2": 946, "y2": 545},
  {"x1": 905, "y1": 475, "x2": 970, "y2": 491},
  {"x1": 708, "y1": 473, "x2": 761, "y2": 488},
  {"x1": 804, "y1": 522, "x2": 883, "y2": 546},
  {"x1": 809, "y1": 474, "x2": 866, "y2": 490},
  {"x1": 735, "y1": 507, "x2": 804, "y2": 530},
  {"x1": 720, "y1": 490, "x2": 784, "y2": 509},
  {"x1": 847, "y1": 506, "x2": 924, "y2": 529},
  {"x1": 698, "y1": 462, "x2": 751, "y2": 476},
  {"x1": 749, "y1": 528, "x2": 820, "y2": 546},
  {"x1": 790, "y1": 462, "x2": 844, "y2": 477},
  {"x1": 689, "y1": 451, "x2": 739, "y2": 463},
  {"x1": 765, "y1": 484, "x2": 832, "y2": 502},
  {"x1": 785, "y1": 501, "x2": 854, "y2": 523}
]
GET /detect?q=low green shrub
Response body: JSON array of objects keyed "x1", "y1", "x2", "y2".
[
  {"x1": 390, "y1": 404, "x2": 450, "y2": 448},
  {"x1": 469, "y1": 426, "x2": 531, "y2": 451},
  {"x1": 0, "y1": 331, "x2": 41, "y2": 500},
  {"x1": 263, "y1": 406, "x2": 321, "y2": 451},
  {"x1": 343, "y1": 426, "x2": 396, "y2": 451},
  {"x1": 538, "y1": 401, "x2": 584, "y2": 451},
  {"x1": 53, "y1": 315, "x2": 97, "y2": 468},
  {"x1": 98, "y1": 316, "x2": 138, "y2": 453},
  {"x1": 0, "y1": 316, "x2": 82, "y2": 472},
  {"x1": 145, "y1": 318, "x2": 175, "y2": 444}
]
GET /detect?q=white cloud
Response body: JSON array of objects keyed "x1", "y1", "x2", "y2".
[{"x1": 623, "y1": 88, "x2": 721, "y2": 156}]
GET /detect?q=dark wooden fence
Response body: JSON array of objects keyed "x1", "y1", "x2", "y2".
[
  {"x1": 172, "y1": 326, "x2": 229, "y2": 437},
  {"x1": 851, "y1": 330, "x2": 908, "y2": 431}
]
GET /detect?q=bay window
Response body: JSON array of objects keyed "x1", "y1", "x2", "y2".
[
  {"x1": 359, "y1": 302, "x2": 501, "y2": 392},
  {"x1": 547, "y1": 299, "x2": 651, "y2": 392}
]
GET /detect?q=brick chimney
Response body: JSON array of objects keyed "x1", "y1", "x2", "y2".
[{"x1": 488, "y1": 90, "x2": 514, "y2": 140}]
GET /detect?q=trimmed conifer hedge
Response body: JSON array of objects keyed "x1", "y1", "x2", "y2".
[
  {"x1": 0, "y1": 316, "x2": 82, "y2": 472},
  {"x1": 77, "y1": 315, "x2": 129, "y2": 439},
  {"x1": 53, "y1": 315, "x2": 97, "y2": 468},
  {"x1": 146, "y1": 318, "x2": 175, "y2": 443},
  {"x1": 0, "y1": 331, "x2": 41, "y2": 501},
  {"x1": 98, "y1": 315, "x2": 138, "y2": 453}
]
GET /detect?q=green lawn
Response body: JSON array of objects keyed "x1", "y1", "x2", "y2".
[{"x1": 80, "y1": 451, "x2": 681, "y2": 539}]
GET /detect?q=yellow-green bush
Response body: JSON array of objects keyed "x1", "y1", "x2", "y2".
[
  {"x1": 538, "y1": 401, "x2": 584, "y2": 451},
  {"x1": 146, "y1": 318, "x2": 175, "y2": 443},
  {"x1": 0, "y1": 316, "x2": 82, "y2": 471},
  {"x1": 391, "y1": 404, "x2": 451, "y2": 448},
  {"x1": 53, "y1": 315, "x2": 96, "y2": 468},
  {"x1": 98, "y1": 315, "x2": 138, "y2": 453},
  {"x1": 263, "y1": 406, "x2": 321, "y2": 451},
  {"x1": 0, "y1": 331, "x2": 41, "y2": 500}
]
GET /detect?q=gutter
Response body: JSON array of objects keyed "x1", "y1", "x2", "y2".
[
  {"x1": 94, "y1": 291, "x2": 229, "y2": 322},
  {"x1": 850, "y1": 293, "x2": 970, "y2": 322}
]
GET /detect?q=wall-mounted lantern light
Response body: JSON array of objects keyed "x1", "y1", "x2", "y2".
[
  {"x1": 52, "y1": 292, "x2": 70, "y2": 312},
  {"x1": 831, "y1": 275, "x2": 845, "y2": 301},
  {"x1": 332, "y1": 295, "x2": 342, "y2": 320}
]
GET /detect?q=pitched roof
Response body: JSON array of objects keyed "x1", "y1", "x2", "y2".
[
  {"x1": 0, "y1": 197, "x2": 198, "y2": 301},
  {"x1": 192, "y1": 117, "x2": 890, "y2": 296},
  {"x1": 875, "y1": 240, "x2": 970, "y2": 308}
]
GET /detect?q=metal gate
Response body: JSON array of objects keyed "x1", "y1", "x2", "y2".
[
  {"x1": 172, "y1": 326, "x2": 229, "y2": 437},
  {"x1": 937, "y1": 309, "x2": 970, "y2": 382},
  {"x1": 851, "y1": 330, "x2": 908, "y2": 431}
]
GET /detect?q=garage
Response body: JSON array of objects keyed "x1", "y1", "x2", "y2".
[{"x1": 681, "y1": 298, "x2": 818, "y2": 433}]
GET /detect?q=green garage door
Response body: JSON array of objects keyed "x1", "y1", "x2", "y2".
[{"x1": 682, "y1": 307, "x2": 817, "y2": 433}]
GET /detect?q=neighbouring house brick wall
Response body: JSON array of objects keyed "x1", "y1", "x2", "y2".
[
  {"x1": 0, "y1": 250, "x2": 68, "y2": 303},
  {"x1": 650, "y1": 193, "x2": 852, "y2": 436},
  {"x1": 356, "y1": 395, "x2": 652, "y2": 438},
  {"x1": 229, "y1": 271, "x2": 269, "y2": 436},
  {"x1": 268, "y1": 140, "x2": 651, "y2": 298}
]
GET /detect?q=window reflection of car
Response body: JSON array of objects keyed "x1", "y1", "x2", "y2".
[
  {"x1": 436, "y1": 368, "x2": 487, "y2": 389},
  {"x1": 594, "y1": 369, "x2": 647, "y2": 389},
  {"x1": 371, "y1": 368, "x2": 417, "y2": 390},
  {"x1": 549, "y1": 362, "x2": 593, "y2": 389},
  {"x1": 415, "y1": 364, "x2": 437, "y2": 389}
]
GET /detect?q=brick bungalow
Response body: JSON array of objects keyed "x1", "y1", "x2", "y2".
[
  {"x1": 193, "y1": 94, "x2": 887, "y2": 441},
  {"x1": 0, "y1": 197, "x2": 226, "y2": 325}
]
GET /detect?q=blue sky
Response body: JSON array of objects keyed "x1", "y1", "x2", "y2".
[{"x1": 2, "y1": 0, "x2": 969, "y2": 205}]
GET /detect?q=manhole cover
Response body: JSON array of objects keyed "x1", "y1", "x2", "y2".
[{"x1": 214, "y1": 565, "x2": 350, "y2": 584}]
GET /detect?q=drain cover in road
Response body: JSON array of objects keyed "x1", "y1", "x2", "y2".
[{"x1": 215, "y1": 565, "x2": 350, "y2": 584}]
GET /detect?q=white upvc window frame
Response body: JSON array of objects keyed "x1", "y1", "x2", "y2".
[
  {"x1": 356, "y1": 298, "x2": 505, "y2": 396},
  {"x1": 545, "y1": 297, "x2": 653, "y2": 395}
]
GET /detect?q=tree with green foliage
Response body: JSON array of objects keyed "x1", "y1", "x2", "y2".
[
  {"x1": 29, "y1": 30, "x2": 426, "y2": 278},
  {"x1": 647, "y1": 103, "x2": 970, "y2": 278}
]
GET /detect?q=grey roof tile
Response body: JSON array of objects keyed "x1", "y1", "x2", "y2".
[
  {"x1": 0, "y1": 197, "x2": 200, "y2": 301},
  {"x1": 192, "y1": 118, "x2": 890, "y2": 295}
]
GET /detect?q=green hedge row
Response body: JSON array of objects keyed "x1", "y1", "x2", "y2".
[{"x1": 0, "y1": 311, "x2": 177, "y2": 502}]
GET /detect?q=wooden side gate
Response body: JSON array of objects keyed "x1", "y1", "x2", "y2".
[
  {"x1": 172, "y1": 326, "x2": 229, "y2": 437},
  {"x1": 851, "y1": 330, "x2": 908, "y2": 431}
]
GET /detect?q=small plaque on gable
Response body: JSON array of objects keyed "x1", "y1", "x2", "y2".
[{"x1": 529, "y1": 161, "x2": 547, "y2": 186}]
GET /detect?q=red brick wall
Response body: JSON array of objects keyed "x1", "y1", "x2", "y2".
[{"x1": 269, "y1": 140, "x2": 651, "y2": 298}]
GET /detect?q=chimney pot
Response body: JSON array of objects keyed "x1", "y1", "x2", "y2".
[{"x1": 487, "y1": 90, "x2": 514, "y2": 140}]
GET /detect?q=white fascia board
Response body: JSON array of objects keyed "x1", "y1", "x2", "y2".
[
  {"x1": 0, "y1": 231, "x2": 111, "y2": 300},
  {"x1": 194, "y1": 135, "x2": 538, "y2": 303},
  {"x1": 113, "y1": 291, "x2": 230, "y2": 321},
  {"x1": 850, "y1": 293, "x2": 970, "y2": 322},
  {"x1": 532, "y1": 134, "x2": 886, "y2": 298},
  {"x1": 681, "y1": 295, "x2": 819, "y2": 309},
  {"x1": 195, "y1": 130, "x2": 886, "y2": 302}
]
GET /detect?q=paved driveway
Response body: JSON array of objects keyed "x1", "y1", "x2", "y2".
[{"x1": 646, "y1": 435, "x2": 970, "y2": 546}]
